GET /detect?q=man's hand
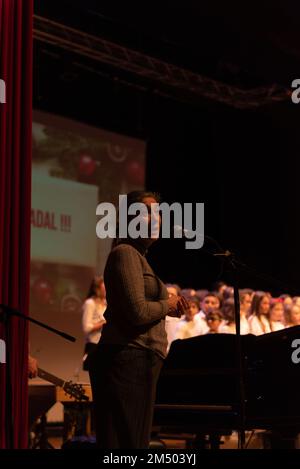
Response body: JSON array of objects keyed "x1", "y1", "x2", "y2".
[{"x1": 28, "y1": 355, "x2": 38, "y2": 379}]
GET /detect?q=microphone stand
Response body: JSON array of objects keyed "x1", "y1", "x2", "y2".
[
  {"x1": 213, "y1": 249, "x2": 246, "y2": 449},
  {"x1": 0, "y1": 303, "x2": 76, "y2": 449},
  {"x1": 174, "y1": 227, "x2": 247, "y2": 448}
]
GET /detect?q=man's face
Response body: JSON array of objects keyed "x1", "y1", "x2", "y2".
[
  {"x1": 186, "y1": 301, "x2": 199, "y2": 320},
  {"x1": 201, "y1": 295, "x2": 220, "y2": 314},
  {"x1": 167, "y1": 286, "x2": 177, "y2": 297}
]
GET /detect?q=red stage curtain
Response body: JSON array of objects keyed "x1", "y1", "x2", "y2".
[{"x1": 0, "y1": 0, "x2": 33, "y2": 449}]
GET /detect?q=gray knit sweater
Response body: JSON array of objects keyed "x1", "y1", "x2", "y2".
[{"x1": 100, "y1": 240, "x2": 169, "y2": 359}]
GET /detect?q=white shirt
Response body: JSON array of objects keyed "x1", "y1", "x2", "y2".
[
  {"x1": 175, "y1": 317, "x2": 206, "y2": 340},
  {"x1": 220, "y1": 316, "x2": 250, "y2": 335},
  {"x1": 248, "y1": 314, "x2": 271, "y2": 335},
  {"x1": 270, "y1": 321, "x2": 285, "y2": 332},
  {"x1": 165, "y1": 315, "x2": 183, "y2": 351},
  {"x1": 82, "y1": 298, "x2": 106, "y2": 344},
  {"x1": 193, "y1": 314, "x2": 210, "y2": 335},
  {"x1": 194, "y1": 310, "x2": 206, "y2": 320}
]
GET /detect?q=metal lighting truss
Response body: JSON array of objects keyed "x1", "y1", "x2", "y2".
[{"x1": 34, "y1": 15, "x2": 290, "y2": 109}]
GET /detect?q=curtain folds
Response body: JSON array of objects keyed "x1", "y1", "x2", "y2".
[{"x1": 0, "y1": 0, "x2": 33, "y2": 448}]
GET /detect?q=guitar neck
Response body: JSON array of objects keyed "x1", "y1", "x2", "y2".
[{"x1": 37, "y1": 367, "x2": 65, "y2": 388}]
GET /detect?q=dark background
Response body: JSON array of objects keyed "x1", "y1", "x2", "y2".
[{"x1": 33, "y1": 0, "x2": 300, "y2": 294}]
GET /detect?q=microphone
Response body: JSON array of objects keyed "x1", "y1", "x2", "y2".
[
  {"x1": 172, "y1": 224, "x2": 204, "y2": 250},
  {"x1": 173, "y1": 225, "x2": 224, "y2": 252},
  {"x1": 173, "y1": 224, "x2": 195, "y2": 237},
  {"x1": 174, "y1": 224, "x2": 214, "y2": 242}
]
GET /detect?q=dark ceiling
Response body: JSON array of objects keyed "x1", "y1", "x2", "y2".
[
  {"x1": 35, "y1": 0, "x2": 300, "y2": 89},
  {"x1": 33, "y1": 1, "x2": 300, "y2": 291}
]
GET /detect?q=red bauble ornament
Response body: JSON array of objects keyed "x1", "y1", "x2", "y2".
[
  {"x1": 125, "y1": 160, "x2": 145, "y2": 186},
  {"x1": 78, "y1": 154, "x2": 96, "y2": 177},
  {"x1": 32, "y1": 278, "x2": 53, "y2": 305}
]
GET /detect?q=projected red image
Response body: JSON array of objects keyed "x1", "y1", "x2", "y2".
[
  {"x1": 30, "y1": 111, "x2": 146, "y2": 381},
  {"x1": 30, "y1": 262, "x2": 93, "y2": 316}
]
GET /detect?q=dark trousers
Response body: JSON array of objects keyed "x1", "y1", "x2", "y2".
[
  {"x1": 83, "y1": 342, "x2": 97, "y2": 371},
  {"x1": 89, "y1": 344, "x2": 163, "y2": 449}
]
